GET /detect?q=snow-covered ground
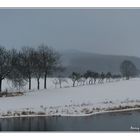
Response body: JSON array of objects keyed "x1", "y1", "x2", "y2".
[{"x1": 0, "y1": 78, "x2": 140, "y2": 118}]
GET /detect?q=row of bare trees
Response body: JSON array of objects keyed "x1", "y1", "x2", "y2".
[
  {"x1": 0, "y1": 45, "x2": 138, "y2": 92},
  {"x1": 69, "y1": 71, "x2": 122, "y2": 87},
  {"x1": 0, "y1": 44, "x2": 62, "y2": 92},
  {"x1": 69, "y1": 60, "x2": 139, "y2": 87}
]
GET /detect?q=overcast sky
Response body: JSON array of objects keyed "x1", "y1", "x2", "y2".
[{"x1": 0, "y1": 9, "x2": 140, "y2": 57}]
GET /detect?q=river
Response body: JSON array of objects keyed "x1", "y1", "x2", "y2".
[{"x1": 0, "y1": 110, "x2": 140, "y2": 131}]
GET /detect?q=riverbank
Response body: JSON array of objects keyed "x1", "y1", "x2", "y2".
[{"x1": 0, "y1": 105, "x2": 140, "y2": 119}]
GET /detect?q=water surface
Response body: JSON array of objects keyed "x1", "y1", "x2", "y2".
[{"x1": 0, "y1": 110, "x2": 140, "y2": 131}]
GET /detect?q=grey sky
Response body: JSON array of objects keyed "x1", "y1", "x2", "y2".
[{"x1": 0, "y1": 9, "x2": 140, "y2": 57}]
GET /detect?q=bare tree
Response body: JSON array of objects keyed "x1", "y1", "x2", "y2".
[
  {"x1": 52, "y1": 78, "x2": 59, "y2": 88},
  {"x1": 93, "y1": 72, "x2": 99, "y2": 84},
  {"x1": 0, "y1": 46, "x2": 11, "y2": 92},
  {"x1": 57, "y1": 76, "x2": 68, "y2": 88},
  {"x1": 106, "y1": 72, "x2": 112, "y2": 82},
  {"x1": 120, "y1": 60, "x2": 138, "y2": 80},
  {"x1": 52, "y1": 65, "x2": 66, "y2": 88},
  {"x1": 8, "y1": 48, "x2": 27, "y2": 92},
  {"x1": 11, "y1": 69, "x2": 27, "y2": 92},
  {"x1": 19, "y1": 47, "x2": 35, "y2": 90},
  {"x1": 83, "y1": 70, "x2": 94, "y2": 84},
  {"x1": 70, "y1": 72, "x2": 81, "y2": 87},
  {"x1": 99, "y1": 72, "x2": 105, "y2": 83},
  {"x1": 38, "y1": 44, "x2": 61, "y2": 89},
  {"x1": 32, "y1": 51, "x2": 43, "y2": 90},
  {"x1": 52, "y1": 77, "x2": 67, "y2": 88}
]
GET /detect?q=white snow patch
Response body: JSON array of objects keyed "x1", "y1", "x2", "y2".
[{"x1": 0, "y1": 78, "x2": 140, "y2": 118}]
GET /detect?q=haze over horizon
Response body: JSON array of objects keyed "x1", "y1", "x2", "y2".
[{"x1": 0, "y1": 9, "x2": 140, "y2": 57}]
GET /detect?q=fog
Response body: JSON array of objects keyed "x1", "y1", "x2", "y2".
[{"x1": 0, "y1": 9, "x2": 140, "y2": 57}]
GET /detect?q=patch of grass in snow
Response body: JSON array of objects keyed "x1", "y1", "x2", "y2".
[
  {"x1": 103, "y1": 101, "x2": 113, "y2": 104},
  {"x1": 81, "y1": 108, "x2": 93, "y2": 114},
  {"x1": 0, "y1": 91, "x2": 24, "y2": 98},
  {"x1": 21, "y1": 111, "x2": 36, "y2": 115},
  {"x1": 106, "y1": 105, "x2": 140, "y2": 111},
  {"x1": 37, "y1": 111, "x2": 46, "y2": 115},
  {"x1": 134, "y1": 105, "x2": 140, "y2": 108}
]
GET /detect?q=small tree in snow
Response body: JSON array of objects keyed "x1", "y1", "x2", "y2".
[
  {"x1": 52, "y1": 77, "x2": 68, "y2": 88},
  {"x1": 58, "y1": 77, "x2": 68, "y2": 88},
  {"x1": 52, "y1": 78, "x2": 59, "y2": 88},
  {"x1": 106, "y1": 72, "x2": 112, "y2": 82},
  {"x1": 69, "y1": 72, "x2": 81, "y2": 87},
  {"x1": 83, "y1": 70, "x2": 94, "y2": 84},
  {"x1": 93, "y1": 72, "x2": 99, "y2": 84},
  {"x1": 100, "y1": 72, "x2": 105, "y2": 83},
  {"x1": 77, "y1": 76, "x2": 86, "y2": 86},
  {"x1": 10, "y1": 69, "x2": 27, "y2": 92}
]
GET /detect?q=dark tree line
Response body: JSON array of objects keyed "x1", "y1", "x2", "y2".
[
  {"x1": 69, "y1": 71, "x2": 122, "y2": 87},
  {"x1": 0, "y1": 45, "x2": 62, "y2": 92},
  {"x1": 69, "y1": 60, "x2": 139, "y2": 87}
]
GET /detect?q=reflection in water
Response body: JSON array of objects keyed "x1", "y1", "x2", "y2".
[{"x1": 0, "y1": 110, "x2": 140, "y2": 131}]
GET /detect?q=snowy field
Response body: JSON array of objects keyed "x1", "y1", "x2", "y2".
[{"x1": 0, "y1": 78, "x2": 140, "y2": 118}]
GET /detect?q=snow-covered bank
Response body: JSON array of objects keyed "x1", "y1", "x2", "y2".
[
  {"x1": 1, "y1": 107, "x2": 140, "y2": 119},
  {"x1": 0, "y1": 78, "x2": 140, "y2": 118}
]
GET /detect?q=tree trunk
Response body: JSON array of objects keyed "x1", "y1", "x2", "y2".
[
  {"x1": 73, "y1": 81, "x2": 75, "y2": 87},
  {"x1": 29, "y1": 77, "x2": 31, "y2": 90},
  {"x1": 94, "y1": 78, "x2": 96, "y2": 84},
  {"x1": 91, "y1": 79, "x2": 93, "y2": 84},
  {"x1": 37, "y1": 78, "x2": 40, "y2": 90},
  {"x1": 89, "y1": 79, "x2": 91, "y2": 85},
  {"x1": 60, "y1": 81, "x2": 62, "y2": 88},
  {"x1": 44, "y1": 73, "x2": 47, "y2": 89},
  {"x1": 0, "y1": 79, "x2": 2, "y2": 92}
]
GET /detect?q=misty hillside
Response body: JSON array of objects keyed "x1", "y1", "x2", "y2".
[{"x1": 60, "y1": 50, "x2": 140, "y2": 76}]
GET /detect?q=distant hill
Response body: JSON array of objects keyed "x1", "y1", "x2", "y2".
[{"x1": 59, "y1": 50, "x2": 140, "y2": 76}]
